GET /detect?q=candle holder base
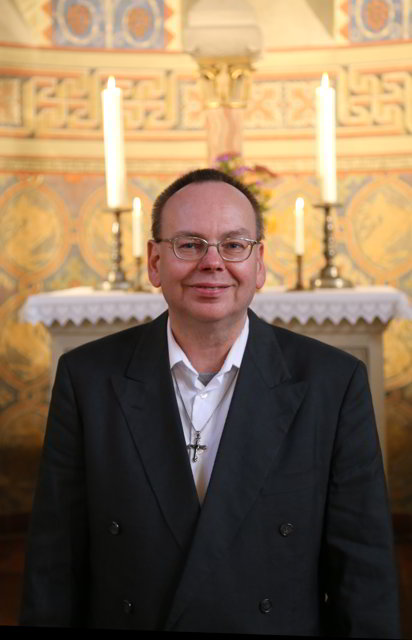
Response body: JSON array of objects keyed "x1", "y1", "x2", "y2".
[
  {"x1": 310, "y1": 265, "x2": 353, "y2": 290},
  {"x1": 97, "y1": 276, "x2": 132, "y2": 292},
  {"x1": 96, "y1": 206, "x2": 133, "y2": 292},
  {"x1": 287, "y1": 254, "x2": 305, "y2": 291},
  {"x1": 310, "y1": 202, "x2": 353, "y2": 290}
]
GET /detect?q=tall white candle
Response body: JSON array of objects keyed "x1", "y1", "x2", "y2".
[
  {"x1": 295, "y1": 197, "x2": 304, "y2": 256},
  {"x1": 102, "y1": 76, "x2": 127, "y2": 208},
  {"x1": 315, "y1": 73, "x2": 337, "y2": 203},
  {"x1": 132, "y1": 197, "x2": 143, "y2": 258}
]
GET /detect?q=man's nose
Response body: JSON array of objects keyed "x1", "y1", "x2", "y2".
[{"x1": 198, "y1": 244, "x2": 224, "y2": 269}]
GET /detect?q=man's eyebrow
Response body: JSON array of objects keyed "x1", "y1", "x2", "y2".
[
  {"x1": 222, "y1": 228, "x2": 252, "y2": 238},
  {"x1": 173, "y1": 228, "x2": 253, "y2": 239}
]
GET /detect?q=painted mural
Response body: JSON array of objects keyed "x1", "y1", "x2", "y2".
[{"x1": 0, "y1": 0, "x2": 411, "y2": 518}]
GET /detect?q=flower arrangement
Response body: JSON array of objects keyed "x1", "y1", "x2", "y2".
[{"x1": 214, "y1": 152, "x2": 277, "y2": 234}]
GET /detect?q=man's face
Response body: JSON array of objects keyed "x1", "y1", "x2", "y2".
[{"x1": 148, "y1": 181, "x2": 266, "y2": 331}]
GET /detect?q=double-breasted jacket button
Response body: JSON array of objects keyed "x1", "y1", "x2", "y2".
[
  {"x1": 259, "y1": 598, "x2": 273, "y2": 614},
  {"x1": 279, "y1": 522, "x2": 294, "y2": 537},
  {"x1": 122, "y1": 599, "x2": 133, "y2": 614},
  {"x1": 109, "y1": 520, "x2": 121, "y2": 535}
]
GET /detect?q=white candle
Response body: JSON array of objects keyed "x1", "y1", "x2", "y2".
[
  {"x1": 295, "y1": 197, "x2": 304, "y2": 255},
  {"x1": 315, "y1": 73, "x2": 337, "y2": 203},
  {"x1": 102, "y1": 76, "x2": 127, "y2": 208},
  {"x1": 132, "y1": 197, "x2": 143, "y2": 258}
]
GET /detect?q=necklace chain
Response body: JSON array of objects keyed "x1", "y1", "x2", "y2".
[{"x1": 172, "y1": 369, "x2": 237, "y2": 462}]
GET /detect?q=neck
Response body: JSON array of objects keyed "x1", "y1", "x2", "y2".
[{"x1": 169, "y1": 314, "x2": 247, "y2": 373}]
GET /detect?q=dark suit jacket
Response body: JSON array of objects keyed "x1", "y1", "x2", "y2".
[{"x1": 20, "y1": 309, "x2": 401, "y2": 636}]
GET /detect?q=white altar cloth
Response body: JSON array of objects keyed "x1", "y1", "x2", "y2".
[{"x1": 20, "y1": 285, "x2": 411, "y2": 327}]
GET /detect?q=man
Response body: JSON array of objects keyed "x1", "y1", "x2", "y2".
[{"x1": 21, "y1": 169, "x2": 401, "y2": 636}]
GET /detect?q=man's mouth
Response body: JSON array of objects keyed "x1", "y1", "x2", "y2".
[
  {"x1": 187, "y1": 283, "x2": 232, "y2": 296},
  {"x1": 189, "y1": 284, "x2": 230, "y2": 290}
]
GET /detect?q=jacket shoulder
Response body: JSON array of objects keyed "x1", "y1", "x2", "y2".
[
  {"x1": 61, "y1": 311, "x2": 167, "y2": 370},
  {"x1": 273, "y1": 322, "x2": 358, "y2": 362},
  {"x1": 248, "y1": 309, "x2": 361, "y2": 378}
]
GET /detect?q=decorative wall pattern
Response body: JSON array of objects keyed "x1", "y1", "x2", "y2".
[
  {"x1": 350, "y1": 0, "x2": 404, "y2": 41},
  {"x1": 0, "y1": 69, "x2": 198, "y2": 137},
  {"x1": 0, "y1": 0, "x2": 411, "y2": 520},
  {"x1": 336, "y1": 0, "x2": 411, "y2": 43},
  {"x1": 3, "y1": 1, "x2": 412, "y2": 51},
  {"x1": 3, "y1": 0, "x2": 180, "y2": 50},
  {"x1": 2, "y1": 63, "x2": 412, "y2": 140},
  {"x1": 53, "y1": 0, "x2": 175, "y2": 50}
]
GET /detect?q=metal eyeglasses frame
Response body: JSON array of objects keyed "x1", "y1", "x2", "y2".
[{"x1": 154, "y1": 235, "x2": 261, "y2": 262}]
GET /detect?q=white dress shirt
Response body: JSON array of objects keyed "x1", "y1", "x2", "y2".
[{"x1": 167, "y1": 317, "x2": 249, "y2": 504}]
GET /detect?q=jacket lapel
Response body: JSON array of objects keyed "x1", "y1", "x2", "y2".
[
  {"x1": 111, "y1": 312, "x2": 200, "y2": 551},
  {"x1": 164, "y1": 310, "x2": 307, "y2": 630}
]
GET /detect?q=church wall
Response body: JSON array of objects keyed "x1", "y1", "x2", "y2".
[{"x1": 0, "y1": 0, "x2": 411, "y2": 520}]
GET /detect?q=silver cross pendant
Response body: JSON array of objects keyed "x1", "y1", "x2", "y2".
[{"x1": 187, "y1": 431, "x2": 207, "y2": 462}]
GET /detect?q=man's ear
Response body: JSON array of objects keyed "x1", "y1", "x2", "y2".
[
  {"x1": 256, "y1": 242, "x2": 266, "y2": 290},
  {"x1": 147, "y1": 240, "x2": 162, "y2": 288}
]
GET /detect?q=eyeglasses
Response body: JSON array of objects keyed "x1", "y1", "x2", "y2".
[{"x1": 155, "y1": 235, "x2": 260, "y2": 262}]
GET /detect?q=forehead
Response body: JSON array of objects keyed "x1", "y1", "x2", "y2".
[{"x1": 161, "y1": 181, "x2": 256, "y2": 235}]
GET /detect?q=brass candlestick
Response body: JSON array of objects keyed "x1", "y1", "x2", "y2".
[
  {"x1": 133, "y1": 256, "x2": 151, "y2": 292},
  {"x1": 97, "y1": 207, "x2": 132, "y2": 291},
  {"x1": 286, "y1": 254, "x2": 305, "y2": 291},
  {"x1": 289, "y1": 254, "x2": 304, "y2": 291},
  {"x1": 310, "y1": 202, "x2": 353, "y2": 289}
]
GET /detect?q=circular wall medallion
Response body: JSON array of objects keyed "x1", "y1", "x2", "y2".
[
  {"x1": 263, "y1": 179, "x2": 323, "y2": 286},
  {"x1": 362, "y1": 0, "x2": 390, "y2": 33},
  {"x1": 78, "y1": 185, "x2": 153, "y2": 280},
  {"x1": 354, "y1": 0, "x2": 398, "y2": 40},
  {"x1": 127, "y1": 6, "x2": 153, "y2": 39},
  {"x1": 345, "y1": 177, "x2": 412, "y2": 281},
  {"x1": 55, "y1": 0, "x2": 102, "y2": 46},
  {"x1": 118, "y1": 0, "x2": 162, "y2": 48},
  {"x1": 66, "y1": 2, "x2": 92, "y2": 36},
  {"x1": 0, "y1": 180, "x2": 70, "y2": 281}
]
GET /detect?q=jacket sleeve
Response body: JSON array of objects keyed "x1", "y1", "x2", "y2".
[
  {"x1": 20, "y1": 354, "x2": 89, "y2": 627},
  {"x1": 321, "y1": 360, "x2": 401, "y2": 638}
]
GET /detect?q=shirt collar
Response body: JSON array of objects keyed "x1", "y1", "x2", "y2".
[{"x1": 167, "y1": 315, "x2": 249, "y2": 379}]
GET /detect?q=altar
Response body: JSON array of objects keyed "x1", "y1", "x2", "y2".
[{"x1": 21, "y1": 285, "x2": 411, "y2": 466}]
